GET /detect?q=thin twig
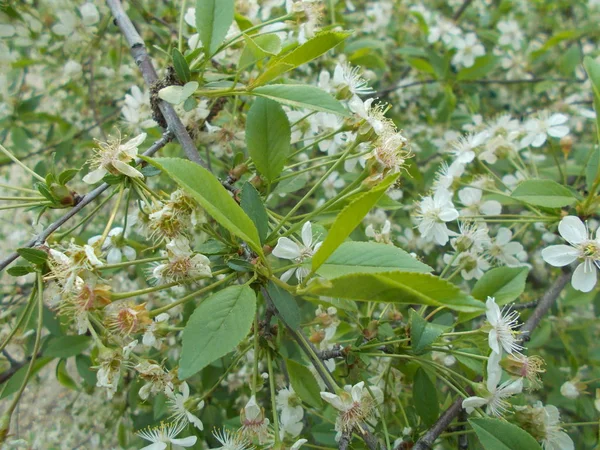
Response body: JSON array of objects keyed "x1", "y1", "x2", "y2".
[
  {"x1": 453, "y1": 0, "x2": 474, "y2": 21},
  {"x1": 105, "y1": 0, "x2": 205, "y2": 167},
  {"x1": 0, "y1": 132, "x2": 173, "y2": 272}
]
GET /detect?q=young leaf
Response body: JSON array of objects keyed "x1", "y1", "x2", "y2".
[
  {"x1": 172, "y1": 48, "x2": 191, "y2": 83},
  {"x1": 312, "y1": 174, "x2": 399, "y2": 272},
  {"x1": 158, "y1": 81, "x2": 198, "y2": 105},
  {"x1": 240, "y1": 182, "x2": 269, "y2": 243},
  {"x1": 286, "y1": 359, "x2": 323, "y2": 408},
  {"x1": 252, "y1": 31, "x2": 352, "y2": 86},
  {"x1": 239, "y1": 34, "x2": 282, "y2": 69},
  {"x1": 195, "y1": 0, "x2": 235, "y2": 54},
  {"x1": 312, "y1": 241, "x2": 432, "y2": 279},
  {"x1": 246, "y1": 97, "x2": 291, "y2": 183},
  {"x1": 266, "y1": 281, "x2": 301, "y2": 329},
  {"x1": 250, "y1": 84, "x2": 349, "y2": 116},
  {"x1": 57, "y1": 168, "x2": 79, "y2": 185},
  {"x1": 413, "y1": 368, "x2": 439, "y2": 426},
  {"x1": 56, "y1": 358, "x2": 79, "y2": 390},
  {"x1": 469, "y1": 418, "x2": 542, "y2": 450},
  {"x1": 472, "y1": 266, "x2": 529, "y2": 305},
  {"x1": 410, "y1": 310, "x2": 447, "y2": 354},
  {"x1": 511, "y1": 179, "x2": 576, "y2": 208},
  {"x1": 44, "y1": 335, "x2": 92, "y2": 358},
  {"x1": 583, "y1": 56, "x2": 600, "y2": 135},
  {"x1": 17, "y1": 247, "x2": 48, "y2": 265},
  {"x1": 179, "y1": 285, "x2": 256, "y2": 379},
  {"x1": 305, "y1": 271, "x2": 485, "y2": 312},
  {"x1": 7, "y1": 265, "x2": 35, "y2": 277},
  {"x1": 142, "y1": 157, "x2": 263, "y2": 256},
  {"x1": 75, "y1": 355, "x2": 97, "y2": 387}
]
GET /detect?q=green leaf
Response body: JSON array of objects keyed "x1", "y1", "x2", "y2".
[
  {"x1": 7, "y1": 265, "x2": 35, "y2": 277},
  {"x1": 142, "y1": 157, "x2": 263, "y2": 256},
  {"x1": 196, "y1": 0, "x2": 235, "y2": 54},
  {"x1": 312, "y1": 241, "x2": 432, "y2": 279},
  {"x1": 586, "y1": 146, "x2": 600, "y2": 190},
  {"x1": 179, "y1": 285, "x2": 256, "y2": 379},
  {"x1": 239, "y1": 34, "x2": 282, "y2": 69},
  {"x1": 286, "y1": 359, "x2": 323, "y2": 408},
  {"x1": 172, "y1": 48, "x2": 191, "y2": 83},
  {"x1": 584, "y1": 56, "x2": 600, "y2": 137},
  {"x1": 0, "y1": 357, "x2": 52, "y2": 400},
  {"x1": 158, "y1": 81, "x2": 198, "y2": 105},
  {"x1": 56, "y1": 358, "x2": 79, "y2": 390},
  {"x1": 267, "y1": 281, "x2": 301, "y2": 329},
  {"x1": 413, "y1": 368, "x2": 439, "y2": 426},
  {"x1": 16, "y1": 247, "x2": 48, "y2": 265},
  {"x1": 457, "y1": 54, "x2": 499, "y2": 81},
  {"x1": 469, "y1": 418, "x2": 542, "y2": 450},
  {"x1": 253, "y1": 31, "x2": 351, "y2": 86},
  {"x1": 240, "y1": 183, "x2": 269, "y2": 244},
  {"x1": 246, "y1": 97, "x2": 291, "y2": 182},
  {"x1": 75, "y1": 354, "x2": 97, "y2": 387},
  {"x1": 410, "y1": 310, "x2": 447, "y2": 354},
  {"x1": 57, "y1": 168, "x2": 79, "y2": 185},
  {"x1": 511, "y1": 179, "x2": 576, "y2": 208},
  {"x1": 312, "y1": 174, "x2": 399, "y2": 272},
  {"x1": 250, "y1": 84, "x2": 349, "y2": 116},
  {"x1": 472, "y1": 267, "x2": 529, "y2": 306},
  {"x1": 305, "y1": 271, "x2": 485, "y2": 312},
  {"x1": 44, "y1": 335, "x2": 91, "y2": 358}
]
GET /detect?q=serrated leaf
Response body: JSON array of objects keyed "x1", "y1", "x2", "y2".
[
  {"x1": 172, "y1": 48, "x2": 191, "y2": 83},
  {"x1": 305, "y1": 271, "x2": 485, "y2": 312},
  {"x1": 586, "y1": 146, "x2": 600, "y2": 190},
  {"x1": 410, "y1": 310, "x2": 447, "y2": 354},
  {"x1": 250, "y1": 84, "x2": 349, "y2": 116},
  {"x1": 511, "y1": 179, "x2": 576, "y2": 208},
  {"x1": 142, "y1": 157, "x2": 263, "y2": 257},
  {"x1": 313, "y1": 241, "x2": 432, "y2": 279},
  {"x1": 246, "y1": 97, "x2": 291, "y2": 183},
  {"x1": 413, "y1": 368, "x2": 439, "y2": 426},
  {"x1": 469, "y1": 418, "x2": 542, "y2": 450},
  {"x1": 44, "y1": 335, "x2": 91, "y2": 358},
  {"x1": 286, "y1": 359, "x2": 323, "y2": 408},
  {"x1": 158, "y1": 81, "x2": 198, "y2": 105},
  {"x1": 17, "y1": 247, "x2": 48, "y2": 265},
  {"x1": 179, "y1": 285, "x2": 256, "y2": 379},
  {"x1": 196, "y1": 0, "x2": 235, "y2": 54},
  {"x1": 253, "y1": 31, "x2": 351, "y2": 86},
  {"x1": 472, "y1": 266, "x2": 529, "y2": 305},
  {"x1": 267, "y1": 281, "x2": 301, "y2": 329},
  {"x1": 57, "y1": 168, "x2": 79, "y2": 185},
  {"x1": 312, "y1": 174, "x2": 399, "y2": 272}
]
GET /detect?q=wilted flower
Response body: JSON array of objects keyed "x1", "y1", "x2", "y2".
[
  {"x1": 240, "y1": 395, "x2": 271, "y2": 444},
  {"x1": 152, "y1": 237, "x2": 212, "y2": 283},
  {"x1": 515, "y1": 402, "x2": 574, "y2": 450},
  {"x1": 166, "y1": 382, "x2": 204, "y2": 430},
  {"x1": 83, "y1": 132, "x2": 146, "y2": 184},
  {"x1": 88, "y1": 227, "x2": 136, "y2": 264}
]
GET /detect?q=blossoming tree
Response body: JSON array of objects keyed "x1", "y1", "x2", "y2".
[{"x1": 1, "y1": 0, "x2": 600, "y2": 449}]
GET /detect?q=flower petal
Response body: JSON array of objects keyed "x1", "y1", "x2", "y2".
[
  {"x1": 272, "y1": 238, "x2": 301, "y2": 260},
  {"x1": 113, "y1": 160, "x2": 144, "y2": 178},
  {"x1": 541, "y1": 245, "x2": 579, "y2": 267},
  {"x1": 558, "y1": 216, "x2": 587, "y2": 245},
  {"x1": 82, "y1": 167, "x2": 107, "y2": 184},
  {"x1": 301, "y1": 221, "x2": 313, "y2": 248},
  {"x1": 571, "y1": 261, "x2": 597, "y2": 292},
  {"x1": 170, "y1": 436, "x2": 197, "y2": 447},
  {"x1": 462, "y1": 396, "x2": 488, "y2": 410}
]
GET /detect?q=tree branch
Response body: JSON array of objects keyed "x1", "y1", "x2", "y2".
[
  {"x1": 105, "y1": 0, "x2": 205, "y2": 167},
  {"x1": 0, "y1": 132, "x2": 173, "y2": 272},
  {"x1": 406, "y1": 270, "x2": 572, "y2": 450}
]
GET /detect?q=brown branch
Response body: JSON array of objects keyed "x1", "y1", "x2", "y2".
[
  {"x1": 453, "y1": 0, "x2": 474, "y2": 21},
  {"x1": 105, "y1": 0, "x2": 205, "y2": 167},
  {"x1": 406, "y1": 270, "x2": 572, "y2": 450},
  {"x1": 0, "y1": 132, "x2": 174, "y2": 272}
]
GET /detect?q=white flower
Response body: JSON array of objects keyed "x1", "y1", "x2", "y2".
[
  {"x1": 272, "y1": 222, "x2": 322, "y2": 282},
  {"x1": 332, "y1": 63, "x2": 374, "y2": 98},
  {"x1": 143, "y1": 313, "x2": 169, "y2": 348},
  {"x1": 137, "y1": 421, "x2": 197, "y2": 450},
  {"x1": 277, "y1": 387, "x2": 304, "y2": 438},
  {"x1": 462, "y1": 352, "x2": 523, "y2": 416},
  {"x1": 79, "y1": 3, "x2": 100, "y2": 26},
  {"x1": 537, "y1": 403, "x2": 574, "y2": 450},
  {"x1": 241, "y1": 395, "x2": 271, "y2": 443},
  {"x1": 497, "y1": 19, "x2": 523, "y2": 49},
  {"x1": 520, "y1": 113, "x2": 569, "y2": 148},
  {"x1": 366, "y1": 220, "x2": 392, "y2": 244},
  {"x1": 485, "y1": 227, "x2": 527, "y2": 267},
  {"x1": 83, "y1": 133, "x2": 147, "y2": 184},
  {"x1": 448, "y1": 132, "x2": 488, "y2": 165},
  {"x1": 166, "y1": 382, "x2": 204, "y2": 430},
  {"x1": 348, "y1": 98, "x2": 393, "y2": 136},
  {"x1": 485, "y1": 296, "x2": 523, "y2": 355},
  {"x1": 122, "y1": 86, "x2": 156, "y2": 131},
  {"x1": 541, "y1": 215, "x2": 600, "y2": 292},
  {"x1": 88, "y1": 227, "x2": 136, "y2": 264},
  {"x1": 458, "y1": 187, "x2": 501, "y2": 217},
  {"x1": 211, "y1": 428, "x2": 253, "y2": 450},
  {"x1": 560, "y1": 380, "x2": 581, "y2": 399},
  {"x1": 322, "y1": 171, "x2": 345, "y2": 199},
  {"x1": 152, "y1": 237, "x2": 212, "y2": 283},
  {"x1": 451, "y1": 33, "x2": 485, "y2": 68},
  {"x1": 416, "y1": 189, "x2": 459, "y2": 246}
]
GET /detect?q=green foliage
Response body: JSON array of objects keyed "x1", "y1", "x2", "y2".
[
  {"x1": 286, "y1": 359, "x2": 323, "y2": 408},
  {"x1": 413, "y1": 368, "x2": 439, "y2": 426},
  {"x1": 511, "y1": 179, "x2": 577, "y2": 208},
  {"x1": 250, "y1": 84, "x2": 349, "y2": 116},
  {"x1": 195, "y1": 0, "x2": 235, "y2": 54},
  {"x1": 410, "y1": 310, "x2": 447, "y2": 354},
  {"x1": 179, "y1": 285, "x2": 256, "y2": 379},
  {"x1": 240, "y1": 183, "x2": 269, "y2": 244},
  {"x1": 469, "y1": 418, "x2": 542, "y2": 450},
  {"x1": 472, "y1": 267, "x2": 529, "y2": 305},
  {"x1": 44, "y1": 335, "x2": 91, "y2": 358}
]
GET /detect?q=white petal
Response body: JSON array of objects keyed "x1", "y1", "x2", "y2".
[
  {"x1": 122, "y1": 246, "x2": 137, "y2": 261},
  {"x1": 113, "y1": 160, "x2": 144, "y2": 178},
  {"x1": 548, "y1": 113, "x2": 568, "y2": 126},
  {"x1": 500, "y1": 377, "x2": 523, "y2": 396},
  {"x1": 571, "y1": 261, "x2": 597, "y2": 292},
  {"x1": 82, "y1": 167, "x2": 107, "y2": 184},
  {"x1": 301, "y1": 221, "x2": 313, "y2": 248},
  {"x1": 485, "y1": 297, "x2": 500, "y2": 326},
  {"x1": 558, "y1": 216, "x2": 587, "y2": 245},
  {"x1": 488, "y1": 329, "x2": 500, "y2": 355},
  {"x1": 170, "y1": 436, "x2": 197, "y2": 447},
  {"x1": 531, "y1": 133, "x2": 547, "y2": 147},
  {"x1": 548, "y1": 125, "x2": 569, "y2": 138},
  {"x1": 438, "y1": 208, "x2": 459, "y2": 222},
  {"x1": 480, "y1": 200, "x2": 502, "y2": 216},
  {"x1": 280, "y1": 268, "x2": 296, "y2": 283},
  {"x1": 272, "y1": 238, "x2": 301, "y2": 260},
  {"x1": 140, "y1": 444, "x2": 167, "y2": 450},
  {"x1": 462, "y1": 396, "x2": 488, "y2": 410},
  {"x1": 107, "y1": 247, "x2": 122, "y2": 264},
  {"x1": 486, "y1": 351, "x2": 502, "y2": 390},
  {"x1": 320, "y1": 392, "x2": 345, "y2": 410},
  {"x1": 541, "y1": 245, "x2": 579, "y2": 267}
]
